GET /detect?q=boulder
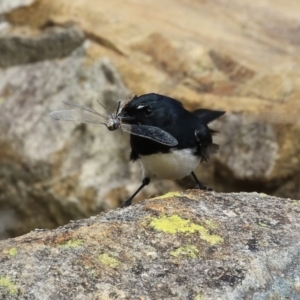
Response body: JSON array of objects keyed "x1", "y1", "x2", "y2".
[{"x1": 0, "y1": 191, "x2": 299, "y2": 299}]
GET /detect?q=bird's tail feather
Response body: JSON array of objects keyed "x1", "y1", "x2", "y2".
[{"x1": 193, "y1": 109, "x2": 225, "y2": 124}]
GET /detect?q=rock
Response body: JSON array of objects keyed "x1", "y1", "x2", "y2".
[
  {"x1": 0, "y1": 0, "x2": 36, "y2": 15},
  {"x1": 0, "y1": 191, "x2": 299, "y2": 299},
  {"x1": 0, "y1": 25, "x2": 85, "y2": 68}
]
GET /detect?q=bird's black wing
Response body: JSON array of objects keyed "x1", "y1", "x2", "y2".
[{"x1": 194, "y1": 126, "x2": 219, "y2": 162}]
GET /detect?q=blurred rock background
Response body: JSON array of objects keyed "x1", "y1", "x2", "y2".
[{"x1": 0, "y1": 0, "x2": 299, "y2": 239}]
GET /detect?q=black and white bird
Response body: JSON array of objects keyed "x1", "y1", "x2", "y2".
[{"x1": 118, "y1": 93, "x2": 225, "y2": 207}]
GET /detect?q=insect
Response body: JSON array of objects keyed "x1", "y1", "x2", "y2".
[{"x1": 49, "y1": 99, "x2": 178, "y2": 146}]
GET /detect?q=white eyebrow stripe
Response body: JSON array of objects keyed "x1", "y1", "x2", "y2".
[{"x1": 137, "y1": 105, "x2": 145, "y2": 109}]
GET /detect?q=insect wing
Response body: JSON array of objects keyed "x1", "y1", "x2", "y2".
[
  {"x1": 62, "y1": 101, "x2": 107, "y2": 118},
  {"x1": 49, "y1": 109, "x2": 106, "y2": 126},
  {"x1": 121, "y1": 124, "x2": 178, "y2": 146}
]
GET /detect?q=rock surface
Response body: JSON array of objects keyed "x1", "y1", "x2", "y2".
[
  {"x1": 1, "y1": 0, "x2": 300, "y2": 239},
  {"x1": 0, "y1": 191, "x2": 299, "y2": 299},
  {"x1": 0, "y1": 0, "x2": 36, "y2": 15},
  {"x1": 0, "y1": 25, "x2": 85, "y2": 68}
]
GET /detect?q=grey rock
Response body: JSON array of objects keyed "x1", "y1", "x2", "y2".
[
  {"x1": 0, "y1": 47, "x2": 134, "y2": 238},
  {"x1": 0, "y1": 25, "x2": 85, "y2": 68},
  {"x1": 0, "y1": 191, "x2": 299, "y2": 299},
  {"x1": 216, "y1": 114, "x2": 279, "y2": 180},
  {"x1": 190, "y1": 112, "x2": 300, "y2": 200}
]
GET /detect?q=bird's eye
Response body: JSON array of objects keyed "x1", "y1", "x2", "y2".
[
  {"x1": 136, "y1": 104, "x2": 153, "y2": 116},
  {"x1": 144, "y1": 108, "x2": 152, "y2": 116}
]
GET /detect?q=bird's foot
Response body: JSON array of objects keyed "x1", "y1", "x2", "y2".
[
  {"x1": 195, "y1": 184, "x2": 213, "y2": 191},
  {"x1": 121, "y1": 198, "x2": 133, "y2": 208}
]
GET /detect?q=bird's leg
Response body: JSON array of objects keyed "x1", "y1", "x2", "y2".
[
  {"x1": 191, "y1": 171, "x2": 213, "y2": 191},
  {"x1": 122, "y1": 177, "x2": 150, "y2": 207}
]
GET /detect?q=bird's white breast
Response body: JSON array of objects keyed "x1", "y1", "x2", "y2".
[{"x1": 139, "y1": 149, "x2": 200, "y2": 180}]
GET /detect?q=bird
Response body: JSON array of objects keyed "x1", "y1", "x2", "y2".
[{"x1": 118, "y1": 93, "x2": 225, "y2": 207}]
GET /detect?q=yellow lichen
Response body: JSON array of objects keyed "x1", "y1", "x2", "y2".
[
  {"x1": 152, "y1": 191, "x2": 182, "y2": 200},
  {"x1": 0, "y1": 276, "x2": 17, "y2": 294},
  {"x1": 183, "y1": 193, "x2": 199, "y2": 201},
  {"x1": 203, "y1": 219, "x2": 218, "y2": 229},
  {"x1": 98, "y1": 254, "x2": 120, "y2": 268},
  {"x1": 259, "y1": 193, "x2": 268, "y2": 197},
  {"x1": 194, "y1": 293, "x2": 205, "y2": 300},
  {"x1": 150, "y1": 215, "x2": 223, "y2": 245},
  {"x1": 171, "y1": 245, "x2": 199, "y2": 258},
  {"x1": 258, "y1": 222, "x2": 269, "y2": 228},
  {"x1": 59, "y1": 239, "x2": 83, "y2": 248},
  {"x1": 3, "y1": 248, "x2": 17, "y2": 256}
]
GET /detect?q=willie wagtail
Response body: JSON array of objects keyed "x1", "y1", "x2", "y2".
[{"x1": 118, "y1": 93, "x2": 225, "y2": 207}]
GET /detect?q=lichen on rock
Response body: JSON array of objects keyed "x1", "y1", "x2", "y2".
[
  {"x1": 149, "y1": 215, "x2": 224, "y2": 245},
  {"x1": 0, "y1": 191, "x2": 299, "y2": 299}
]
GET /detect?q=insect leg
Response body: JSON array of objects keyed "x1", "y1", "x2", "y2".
[
  {"x1": 121, "y1": 177, "x2": 150, "y2": 207},
  {"x1": 114, "y1": 101, "x2": 121, "y2": 118},
  {"x1": 191, "y1": 171, "x2": 212, "y2": 191},
  {"x1": 97, "y1": 100, "x2": 114, "y2": 119}
]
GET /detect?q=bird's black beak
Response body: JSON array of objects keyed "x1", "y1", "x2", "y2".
[{"x1": 118, "y1": 111, "x2": 136, "y2": 124}]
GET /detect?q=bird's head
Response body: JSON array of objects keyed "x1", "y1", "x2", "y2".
[{"x1": 119, "y1": 93, "x2": 182, "y2": 127}]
